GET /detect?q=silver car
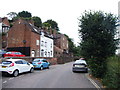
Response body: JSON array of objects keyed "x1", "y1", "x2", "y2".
[{"x1": 72, "y1": 59, "x2": 88, "y2": 73}]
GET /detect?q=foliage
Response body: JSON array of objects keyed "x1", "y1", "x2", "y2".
[
  {"x1": 7, "y1": 12, "x2": 18, "y2": 20},
  {"x1": 43, "y1": 19, "x2": 59, "y2": 31},
  {"x1": 102, "y1": 56, "x2": 120, "y2": 89},
  {"x1": 42, "y1": 22, "x2": 51, "y2": 29},
  {"x1": 78, "y1": 11, "x2": 118, "y2": 78},
  {"x1": 18, "y1": 11, "x2": 32, "y2": 18},
  {"x1": 32, "y1": 16, "x2": 42, "y2": 28},
  {"x1": 64, "y1": 34, "x2": 81, "y2": 56}
]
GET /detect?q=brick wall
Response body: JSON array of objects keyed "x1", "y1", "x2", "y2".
[{"x1": 7, "y1": 19, "x2": 40, "y2": 57}]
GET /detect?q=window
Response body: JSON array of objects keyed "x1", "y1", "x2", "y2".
[
  {"x1": 41, "y1": 49, "x2": 44, "y2": 57},
  {"x1": 36, "y1": 40, "x2": 39, "y2": 46},
  {"x1": 22, "y1": 60, "x2": 28, "y2": 64},
  {"x1": 51, "y1": 43, "x2": 52, "y2": 48},
  {"x1": 41, "y1": 41, "x2": 44, "y2": 46},
  {"x1": 45, "y1": 42, "x2": 47, "y2": 47},
  {"x1": 48, "y1": 52, "x2": 50, "y2": 57},
  {"x1": 43, "y1": 60, "x2": 48, "y2": 63},
  {"x1": 63, "y1": 43, "x2": 65, "y2": 47},
  {"x1": 51, "y1": 51, "x2": 52, "y2": 56},
  {"x1": 2, "y1": 61, "x2": 12, "y2": 64},
  {"x1": 63, "y1": 37, "x2": 64, "y2": 40},
  {"x1": 15, "y1": 61, "x2": 23, "y2": 64},
  {"x1": 45, "y1": 51, "x2": 47, "y2": 56}
]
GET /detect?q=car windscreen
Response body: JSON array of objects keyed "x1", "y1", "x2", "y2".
[{"x1": 2, "y1": 61, "x2": 12, "y2": 64}]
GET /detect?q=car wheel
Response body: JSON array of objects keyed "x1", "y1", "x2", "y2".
[
  {"x1": 40, "y1": 66, "x2": 43, "y2": 70},
  {"x1": 86, "y1": 69, "x2": 88, "y2": 73},
  {"x1": 30, "y1": 68, "x2": 34, "y2": 73},
  {"x1": 47, "y1": 66, "x2": 49, "y2": 69},
  {"x1": 13, "y1": 70, "x2": 19, "y2": 77}
]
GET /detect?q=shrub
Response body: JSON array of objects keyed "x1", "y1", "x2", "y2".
[{"x1": 102, "y1": 56, "x2": 120, "y2": 89}]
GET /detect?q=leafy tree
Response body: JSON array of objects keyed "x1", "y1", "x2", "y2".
[
  {"x1": 43, "y1": 19, "x2": 59, "y2": 31},
  {"x1": 64, "y1": 34, "x2": 81, "y2": 56},
  {"x1": 7, "y1": 12, "x2": 18, "y2": 20},
  {"x1": 42, "y1": 22, "x2": 51, "y2": 29},
  {"x1": 78, "y1": 11, "x2": 118, "y2": 78},
  {"x1": 18, "y1": 11, "x2": 32, "y2": 18},
  {"x1": 32, "y1": 16, "x2": 42, "y2": 28}
]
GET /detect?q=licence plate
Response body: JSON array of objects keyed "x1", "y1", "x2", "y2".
[
  {"x1": 2, "y1": 66, "x2": 7, "y2": 68},
  {"x1": 75, "y1": 65, "x2": 84, "y2": 68},
  {"x1": 34, "y1": 65, "x2": 36, "y2": 67}
]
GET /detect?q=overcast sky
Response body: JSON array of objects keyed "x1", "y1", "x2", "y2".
[{"x1": 0, "y1": 0, "x2": 119, "y2": 45}]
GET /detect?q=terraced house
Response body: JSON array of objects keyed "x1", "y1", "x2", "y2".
[
  {"x1": 0, "y1": 17, "x2": 10, "y2": 48},
  {"x1": 7, "y1": 19, "x2": 53, "y2": 57}
]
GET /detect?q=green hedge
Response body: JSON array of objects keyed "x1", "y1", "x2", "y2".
[{"x1": 102, "y1": 56, "x2": 120, "y2": 89}]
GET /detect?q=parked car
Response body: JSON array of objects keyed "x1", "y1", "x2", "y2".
[
  {"x1": 32, "y1": 58, "x2": 50, "y2": 70},
  {"x1": 0, "y1": 59, "x2": 34, "y2": 77},
  {"x1": 72, "y1": 59, "x2": 88, "y2": 73},
  {"x1": 4, "y1": 51, "x2": 25, "y2": 57},
  {"x1": 0, "y1": 49, "x2": 7, "y2": 58}
]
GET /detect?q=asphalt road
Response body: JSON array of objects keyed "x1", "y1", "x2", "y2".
[{"x1": 1, "y1": 62, "x2": 99, "y2": 88}]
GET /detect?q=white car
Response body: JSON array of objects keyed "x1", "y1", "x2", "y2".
[
  {"x1": 0, "y1": 59, "x2": 34, "y2": 77},
  {"x1": 72, "y1": 59, "x2": 88, "y2": 73}
]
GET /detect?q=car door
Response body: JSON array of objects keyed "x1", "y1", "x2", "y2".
[
  {"x1": 42, "y1": 60, "x2": 48, "y2": 68},
  {"x1": 21, "y1": 60, "x2": 31, "y2": 72},
  {"x1": 15, "y1": 60, "x2": 24, "y2": 73}
]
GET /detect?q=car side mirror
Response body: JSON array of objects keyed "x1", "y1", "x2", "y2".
[{"x1": 27, "y1": 63, "x2": 30, "y2": 65}]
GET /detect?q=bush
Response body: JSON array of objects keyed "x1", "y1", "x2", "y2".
[
  {"x1": 87, "y1": 57, "x2": 107, "y2": 78},
  {"x1": 102, "y1": 56, "x2": 120, "y2": 89}
]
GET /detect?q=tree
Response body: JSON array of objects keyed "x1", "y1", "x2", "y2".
[
  {"x1": 7, "y1": 12, "x2": 17, "y2": 20},
  {"x1": 32, "y1": 16, "x2": 42, "y2": 28},
  {"x1": 78, "y1": 11, "x2": 118, "y2": 78},
  {"x1": 64, "y1": 34, "x2": 81, "y2": 56},
  {"x1": 18, "y1": 11, "x2": 32, "y2": 18},
  {"x1": 43, "y1": 19, "x2": 59, "y2": 31}
]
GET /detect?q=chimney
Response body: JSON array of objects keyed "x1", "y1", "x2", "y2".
[
  {"x1": 49, "y1": 28, "x2": 53, "y2": 35},
  {"x1": 28, "y1": 20, "x2": 34, "y2": 25},
  {"x1": 53, "y1": 29, "x2": 57, "y2": 37}
]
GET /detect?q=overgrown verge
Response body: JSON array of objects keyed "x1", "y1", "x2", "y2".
[{"x1": 102, "y1": 56, "x2": 120, "y2": 89}]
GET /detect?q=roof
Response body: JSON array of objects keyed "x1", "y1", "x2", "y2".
[{"x1": 16, "y1": 19, "x2": 40, "y2": 34}]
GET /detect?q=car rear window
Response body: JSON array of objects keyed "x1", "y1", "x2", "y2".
[
  {"x1": 33, "y1": 59, "x2": 41, "y2": 62},
  {"x1": 6, "y1": 52, "x2": 12, "y2": 54},
  {"x1": 2, "y1": 61, "x2": 12, "y2": 64}
]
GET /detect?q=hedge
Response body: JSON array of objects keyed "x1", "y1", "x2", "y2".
[{"x1": 102, "y1": 56, "x2": 120, "y2": 89}]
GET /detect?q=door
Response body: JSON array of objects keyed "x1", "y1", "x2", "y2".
[
  {"x1": 31, "y1": 50, "x2": 35, "y2": 57},
  {"x1": 21, "y1": 60, "x2": 31, "y2": 72}
]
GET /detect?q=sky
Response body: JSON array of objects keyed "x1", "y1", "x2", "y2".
[{"x1": 0, "y1": 0, "x2": 120, "y2": 45}]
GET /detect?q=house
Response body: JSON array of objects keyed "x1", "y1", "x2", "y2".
[
  {"x1": 40, "y1": 31, "x2": 53, "y2": 57},
  {"x1": 52, "y1": 30, "x2": 69, "y2": 57},
  {"x1": 1, "y1": 17, "x2": 10, "y2": 33},
  {"x1": 0, "y1": 17, "x2": 10, "y2": 48},
  {"x1": 7, "y1": 19, "x2": 54, "y2": 57}
]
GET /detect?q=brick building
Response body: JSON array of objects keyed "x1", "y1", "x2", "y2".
[
  {"x1": 53, "y1": 31, "x2": 69, "y2": 57},
  {"x1": 7, "y1": 19, "x2": 40, "y2": 57},
  {"x1": 0, "y1": 17, "x2": 10, "y2": 48},
  {"x1": 7, "y1": 19, "x2": 54, "y2": 57}
]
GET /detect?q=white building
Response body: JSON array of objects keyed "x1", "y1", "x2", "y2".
[{"x1": 40, "y1": 31, "x2": 54, "y2": 57}]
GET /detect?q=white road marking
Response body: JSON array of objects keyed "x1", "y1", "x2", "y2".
[
  {"x1": 3, "y1": 81, "x2": 7, "y2": 84},
  {"x1": 86, "y1": 74, "x2": 101, "y2": 90}
]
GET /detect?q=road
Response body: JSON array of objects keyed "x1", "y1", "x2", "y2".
[{"x1": 1, "y1": 62, "x2": 99, "y2": 88}]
